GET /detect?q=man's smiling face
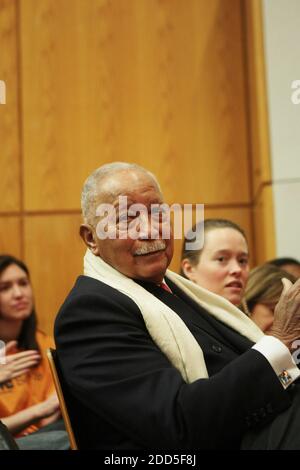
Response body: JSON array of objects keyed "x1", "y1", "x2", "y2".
[{"x1": 82, "y1": 170, "x2": 174, "y2": 284}]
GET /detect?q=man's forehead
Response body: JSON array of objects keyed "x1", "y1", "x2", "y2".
[{"x1": 99, "y1": 171, "x2": 162, "y2": 203}]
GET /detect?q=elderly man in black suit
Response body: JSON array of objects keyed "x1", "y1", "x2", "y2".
[{"x1": 55, "y1": 162, "x2": 300, "y2": 450}]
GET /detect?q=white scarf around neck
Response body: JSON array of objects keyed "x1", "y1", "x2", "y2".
[{"x1": 84, "y1": 249, "x2": 263, "y2": 383}]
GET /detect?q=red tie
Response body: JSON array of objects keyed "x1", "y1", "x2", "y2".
[{"x1": 160, "y1": 282, "x2": 173, "y2": 294}]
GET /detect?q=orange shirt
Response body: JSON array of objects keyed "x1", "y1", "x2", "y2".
[{"x1": 0, "y1": 330, "x2": 55, "y2": 436}]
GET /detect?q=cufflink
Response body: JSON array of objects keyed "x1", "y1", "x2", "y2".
[{"x1": 278, "y1": 369, "x2": 292, "y2": 386}]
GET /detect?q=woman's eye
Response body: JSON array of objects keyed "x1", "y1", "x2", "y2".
[
  {"x1": 239, "y1": 259, "x2": 248, "y2": 265},
  {"x1": 0, "y1": 284, "x2": 9, "y2": 292}
]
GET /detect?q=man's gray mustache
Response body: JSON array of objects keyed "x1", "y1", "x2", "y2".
[{"x1": 134, "y1": 240, "x2": 166, "y2": 256}]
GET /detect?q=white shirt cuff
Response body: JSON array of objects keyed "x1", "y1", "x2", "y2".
[{"x1": 252, "y1": 335, "x2": 300, "y2": 389}]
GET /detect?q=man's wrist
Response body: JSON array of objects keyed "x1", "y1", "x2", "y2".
[{"x1": 252, "y1": 335, "x2": 300, "y2": 389}]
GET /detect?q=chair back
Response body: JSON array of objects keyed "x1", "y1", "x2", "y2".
[
  {"x1": 47, "y1": 348, "x2": 78, "y2": 450},
  {"x1": 0, "y1": 421, "x2": 19, "y2": 450}
]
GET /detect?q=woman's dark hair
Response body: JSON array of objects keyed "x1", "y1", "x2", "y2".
[
  {"x1": 0, "y1": 255, "x2": 39, "y2": 351},
  {"x1": 180, "y1": 218, "x2": 247, "y2": 277},
  {"x1": 268, "y1": 257, "x2": 300, "y2": 268}
]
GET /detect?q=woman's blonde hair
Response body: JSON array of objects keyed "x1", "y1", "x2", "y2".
[{"x1": 241, "y1": 263, "x2": 296, "y2": 316}]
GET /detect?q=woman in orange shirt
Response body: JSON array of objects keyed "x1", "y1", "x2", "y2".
[{"x1": 0, "y1": 255, "x2": 66, "y2": 446}]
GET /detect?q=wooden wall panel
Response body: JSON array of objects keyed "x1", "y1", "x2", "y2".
[
  {"x1": 170, "y1": 205, "x2": 253, "y2": 273},
  {"x1": 243, "y1": 0, "x2": 272, "y2": 199},
  {"x1": 21, "y1": 0, "x2": 250, "y2": 212},
  {"x1": 24, "y1": 214, "x2": 85, "y2": 335},
  {"x1": 242, "y1": 0, "x2": 275, "y2": 263},
  {"x1": 0, "y1": 0, "x2": 20, "y2": 212},
  {"x1": 0, "y1": 216, "x2": 21, "y2": 257},
  {"x1": 165, "y1": 0, "x2": 250, "y2": 205},
  {"x1": 253, "y1": 185, "x2": 276, "y2": 265}
]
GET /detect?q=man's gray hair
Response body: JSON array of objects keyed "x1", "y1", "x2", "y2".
[{"x1": 81, "y1": 162, "x2": 161, "y2": 224}]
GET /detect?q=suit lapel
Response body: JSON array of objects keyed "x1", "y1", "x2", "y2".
[{"x1": 166, "y1": 278, "x2": 254, "y2": 353}]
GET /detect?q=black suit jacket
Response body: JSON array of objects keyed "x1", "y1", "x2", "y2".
[{"x1": 54, "y1": 275, "x2": 291, "y2": 449}]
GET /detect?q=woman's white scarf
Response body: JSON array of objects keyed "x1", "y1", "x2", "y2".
[{"x1": 84, "y1": 249, "x2": 263, "y2": 383}]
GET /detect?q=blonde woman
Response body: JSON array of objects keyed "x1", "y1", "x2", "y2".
[{"x1": 241, "y1": 263, "x2": 296, "y2": 332}]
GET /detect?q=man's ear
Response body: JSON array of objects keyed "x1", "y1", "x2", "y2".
[
  {"x1": 80, "y1": 224, "x2": 99, "y2": 255},
  {"x1": 181, "y1": 259, "x2": 196, "y2": 281}
]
